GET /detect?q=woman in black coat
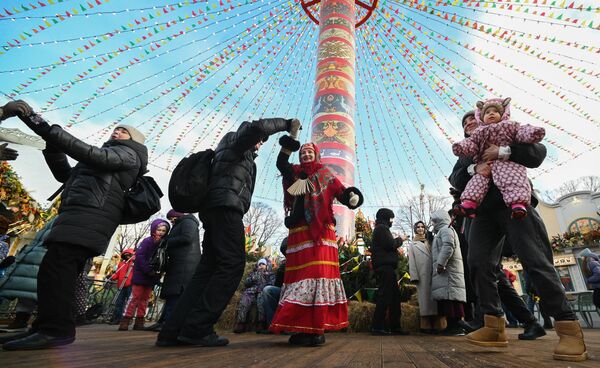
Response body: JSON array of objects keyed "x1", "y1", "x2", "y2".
[
  {"x1": 146, "y1": 211, "x2": 201, "y2": 331},
  {"x1": 0, "y1": 100, "x2": 148, "y2": 350}
]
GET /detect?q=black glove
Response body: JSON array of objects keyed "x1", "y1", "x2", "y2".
[
  {"x1": 0, "y1": 143, "x2": 18, "y2": 161},
  {"x1": 1, "y1": 100, "x2": 34, "y2": 121},
  {"x1": 279, "y1": 135, "x2": 300, "y2": 152}
]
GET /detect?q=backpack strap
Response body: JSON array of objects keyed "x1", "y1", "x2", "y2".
[{"x1": 47, "y1": 183, "x2": 65, "y2": 201}]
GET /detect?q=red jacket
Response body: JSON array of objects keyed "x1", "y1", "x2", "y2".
[{"x1": 111, "y1": 253, "x2": 135, "y2": 288}]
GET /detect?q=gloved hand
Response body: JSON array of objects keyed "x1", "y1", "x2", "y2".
[
  {"x1": 286, "y1": 118, "x2": 301, "y2": 138},
  {"x1": 1, "y1": 100, "x2": 34, "y2": 121},
  {"x1": 349, "y1": 191, "x2": 359, "y2": 207},
  {"x1": 0, "y1": 143, "x2": 18, "y2": 161}
]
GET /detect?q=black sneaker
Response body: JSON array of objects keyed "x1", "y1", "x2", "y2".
[
  {"x1": 177, "y1": 333, "x2": 229, "y2": 347},
  {"x1": 518, "y1": 322, "x2": 546, "y2": 340},
  {"x1": 2, "y1": 332, "x2": 75, "y2": 351},
  {"x1": 441, "y1": 327, "x2": 466, "y2": 336},
  {"x1": 0, "y1": 330, "x2": 33, "y2": 344},
  {"x1": 370, "y1": 329, "x2": 391, "y2": 336}
]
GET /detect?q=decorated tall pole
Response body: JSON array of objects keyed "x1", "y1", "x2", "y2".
[{"x1": 302, "y1": 0, "x2": 377, "y2": 239}]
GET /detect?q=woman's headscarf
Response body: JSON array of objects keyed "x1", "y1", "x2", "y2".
[
  {"x1": 283, "y1": 142, "x2": 341, "y2": 245},
  {"x1": 413, "y1": 221, "x2": 427, "y2": 242}
]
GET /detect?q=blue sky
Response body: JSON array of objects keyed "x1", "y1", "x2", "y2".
[{"x1": 1, "y1": 0, "x2": 599, "y2": 222}]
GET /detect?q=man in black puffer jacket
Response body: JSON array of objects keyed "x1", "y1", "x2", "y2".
[
  {"x1": 370, "y1": 208, "x2": 408, "y2": 336},
  {"x1": 450, "y1": 110, "x2": 587, "y2": 361},
  {"x1": 157, "y1": 117, "x2": 298, "y2": 348},
  {"x1": 0, "y1": 100, "x2": 148, "y2": 350}
]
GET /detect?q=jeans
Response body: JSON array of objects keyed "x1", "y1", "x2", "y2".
[
  {"x1": 261, "y1": 285, "x2": 281, "y2": 326},
  {"x1": 111, "y1": 286, "x2": 132, "y2": 321}
]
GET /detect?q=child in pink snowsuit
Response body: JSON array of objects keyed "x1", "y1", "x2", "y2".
[{"x1": 451, "y1": 97, "x2": 545, "y2": 219}]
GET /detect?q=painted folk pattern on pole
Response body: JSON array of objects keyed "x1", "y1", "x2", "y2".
[{"x1": 311, "y1": 0, "x2": 357, "y2": 239}]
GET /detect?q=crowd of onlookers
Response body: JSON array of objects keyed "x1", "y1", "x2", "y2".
[{"x1": 0, "y1": 97, "x2": 597, "y2": 362}]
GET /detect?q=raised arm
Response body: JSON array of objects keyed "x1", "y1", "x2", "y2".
[
  {"x1": 22, "y1": 114, "x2": 141, "y2": 171},
  {"x1": 277, "y1": 135, "x2": 300, "y2": 184},
  {"x1": 231, "y1": 118, "x2": 292, "y2": 154}
]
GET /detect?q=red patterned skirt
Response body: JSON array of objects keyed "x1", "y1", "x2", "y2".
[{"x1": 269, "y1": 223, "x2": 348, "y2": 334}]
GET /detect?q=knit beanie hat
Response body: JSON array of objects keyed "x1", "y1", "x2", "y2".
[
  {"x1": 166, "y1": 209, "x2": 185, "y2": 218},
  {"x1": 461, "y1": 110, "x2": 475, "y2": 127},
  {"x1": 115, "y1": 124, "x2": 145, "y2": 144},
  {"x1": 257, "y1": 258, "x2": 268, "y2": 266}
]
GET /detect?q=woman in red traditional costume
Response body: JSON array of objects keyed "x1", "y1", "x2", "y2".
[{"x1": 269, "y1": 126, "x2": 363, "y2": 346}]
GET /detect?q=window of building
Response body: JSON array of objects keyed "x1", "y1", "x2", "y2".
[
  {"x1": 556, "y1": 267, "x2": 575, "y2": 292},
  {"x1": 568, "y1": 217, "x2": 600, "y2": 234}
]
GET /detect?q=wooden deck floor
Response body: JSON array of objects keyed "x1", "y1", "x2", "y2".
[{"x1": 1, "y1": 324, "x2": 599, "y2": 367}]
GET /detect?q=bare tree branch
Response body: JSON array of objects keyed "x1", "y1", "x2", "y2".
[
  {"x1": 114, "y1": 214, "x2": 160, "y2": 255},
  {"x1": 541, "y1": 176, "x2": 600, "y2": 202},
  {"x1": 243, "y1": 202, "x2": 285, "y2": 250},
  {"x1": 392, "y1": 193, "x2": 452, "y2": 237}
]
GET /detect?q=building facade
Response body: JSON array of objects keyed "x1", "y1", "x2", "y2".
[{"x1": 502, "y1": 190, "x2": 600, "y2": 295}]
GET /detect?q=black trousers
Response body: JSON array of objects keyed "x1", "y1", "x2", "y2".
[
  {"x1": 468, "y1": 206, "x2": 575, "y2": 320},
  {"x1": 472, "y1": 264, "x2": 536, "y2": 325},
  {"x1": 158, "y1": 208, "x2": 246, "y2": 340},
  {"x1": 372, "y1": 266, "x2": 401, "y2": 331},
  {"x1": 34, "y1": 241, "x2": 95, "y2": 337}
]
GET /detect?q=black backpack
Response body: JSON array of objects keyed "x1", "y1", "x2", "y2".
[
  {"x1": 168, "y1": 149, "x2": 215, "y2": 213},
  {"x1": 121, "y1": 175, "x2": 163, "y2": 225},
  {"x1": 148, "y1": 238, "x2": 169, "y2": 275}
]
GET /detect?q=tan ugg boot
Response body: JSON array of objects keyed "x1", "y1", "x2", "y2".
[
  {"x1": 553, "y1": 320, "x2": 587, "y2": 362},
  {"x1": 419, "y1": 317, "x2": 434, "y2": 330},
  {"x1": 466, "y1": 314, "x2": 508, "y2": 347},
  {"x1": 118, "y1": 317, "x2": 131, "y2": 331},
  {"x1": 433, "y1": 316, "x2": 447, "y2": 331},
  {"x1": 133, "y1": 317, "x2": 146, "y2": 330}
]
